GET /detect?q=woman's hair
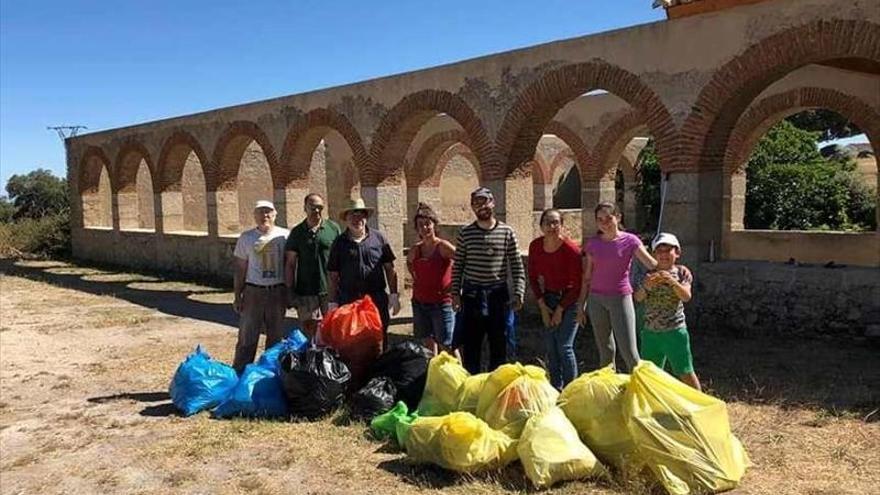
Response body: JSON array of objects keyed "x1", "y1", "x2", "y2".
[
  {"x1": 413, "y1": 202, "x2": 440, "y2": 229},
  {"x1": 539, "y1": 208, "x2": 564, "y2": 226},
  {"x1": 594, "y1": 201, "x2": 621, "y2": 218}
]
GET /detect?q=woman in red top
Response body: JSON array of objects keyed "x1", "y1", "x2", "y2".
[
  {"x1": 528, "y1": 208, "x2": 583, "y2": 389},
  {"x1": 406, "y1": 203, "x2": 457, "y2": 355}
]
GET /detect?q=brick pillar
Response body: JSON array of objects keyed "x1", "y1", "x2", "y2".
[
  {"x1": 721, "y1": 171, "x2": 745, "y2": 258},
  {"x1": 660, "y1": 170, "x2": 723, "y2": 266},
  {"x1": 214, "y1": 189, "x2": 239, "y2": 235},
  {"x1": 623, "y1": 183, "x2": 638, "y2": 230},
  {"x1": 153, "y1": 192, "x2": 165, "y2": 234},
  {"x1": 206, "y1": 190, "x2": 219, "y2": 237},
  {"x1": 533, "y1": 182, "x2": 554, "y2": 211},
  {"x1": 275, "y1": 186, "x2": 307, "y2": 229},
  {"x1": 580, "y1": 177, "x2": 616, "y2": 243},
  {"x1": 117, "y1": 191, "x2": 139, "y2": 230},
  {"x1": 160, "y1": 191, "x2": 183, "y2": 232},
  {"x1": 364, "y1": 181, "x2": 407, "y2": 266},
  {"x1": 490, "y1": 172, "x2": 533, "y2": 244}
]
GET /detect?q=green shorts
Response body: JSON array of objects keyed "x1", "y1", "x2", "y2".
[{"x1": 639, "y1": 327, "x2": 695, "y2": 375}]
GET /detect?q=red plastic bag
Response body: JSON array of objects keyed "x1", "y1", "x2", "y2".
[{"x1": 319, "y1": 295, "x2": 383, "y2": 388}]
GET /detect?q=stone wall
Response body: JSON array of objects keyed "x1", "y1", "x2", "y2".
[{"x1": 692, "y1": 260, "x2": 880, "y2": 337}]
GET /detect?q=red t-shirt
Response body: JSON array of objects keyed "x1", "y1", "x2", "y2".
[
  {"x1": 527, "y1": 237, "x2": 583, "y2": 308},
  {"x1": 411, "y1": 243, "x2": 453, "y2": 304}
]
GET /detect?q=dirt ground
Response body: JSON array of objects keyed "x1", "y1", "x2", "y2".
[{"x1": 1, "y1": 259, "x2": 878, "y2": 495}]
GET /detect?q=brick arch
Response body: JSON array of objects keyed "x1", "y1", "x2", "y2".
[
  {"x1": 210, "y1": 121, "x2": 278, "y2": 191},
  {"x1": 157, "y1": 130, "x2": 209, "y2": 192},
  {"x1": 592, "y1": 110, "x2": 649, "y2": 181},
  {"x1": 496, "y1": 61, "x2": 674, "y2": 178},
  {"x1": 368, "y1": 89, "x2": 495, "y2": 185},
  {"x1": 280, "y1": 108, "x2": 368, "y2": 189},
  {"x1": 679, "y1": 19, "x2": 880, "y2": 172},
  {"x1": 544, "y1": 120, "x2": 595, "y2": 184},
  {"x1": 408, "y1": 129, "x2": 473, "y2": 186},
  {"x1": 531, "y1": 150, "x2": 551, "y2": 185},
  {"x1": 428, "y1": 142, "x2": 480, "y2": 188},
  {"x1": 113, "y1": 140, "x2": 156, "y2": 193},
  {"x1": 725, "y1": 87, "x2": 880, "y2": 174},
  {"x1": 79, "y1": 146, "x2": 111, "y2": 194}
]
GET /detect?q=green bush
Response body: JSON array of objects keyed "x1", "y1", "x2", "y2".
[{"x1": 0, "y1": 212, "x2": 70, "y2": 258}]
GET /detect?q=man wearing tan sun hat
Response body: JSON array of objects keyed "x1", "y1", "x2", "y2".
[
  {"x1": 231, "y1": 200, "x2": 290, "y2": 373},
  {"x1": 327, "y1": 197, "x2": 401, "y2": 348}
]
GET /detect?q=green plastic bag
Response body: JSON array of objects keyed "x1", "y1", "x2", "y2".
[{"x1": 370, "y1": 401, "x2": 418, "y2": 445}]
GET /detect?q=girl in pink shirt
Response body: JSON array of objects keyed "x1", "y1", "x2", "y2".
[{"x1": 576, "y1": 202, "x2": 657, "y2": 372}]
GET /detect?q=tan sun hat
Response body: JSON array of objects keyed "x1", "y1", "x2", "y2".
[{"x1": 339, "y1": 197, "x2": 373, "y2": 220}]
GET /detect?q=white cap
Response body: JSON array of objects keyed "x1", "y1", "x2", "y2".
[
  {"x1": 651, "y1": 232, "x2": 681, "y2": 251},
  {"x1": 254, "y1": 200, "x2": 275, "y2": 211}
]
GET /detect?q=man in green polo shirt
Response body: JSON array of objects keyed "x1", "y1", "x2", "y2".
[{"x1": 285, "y1": 193, "x2": 341, "y2": 337}]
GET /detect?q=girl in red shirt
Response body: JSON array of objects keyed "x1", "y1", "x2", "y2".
[
  {"x1": 528, "y1": 209, "x2": 583, "y2": 389},
  {"x1": 406, "y1": 203, "x2": 457, "y2": 355}
]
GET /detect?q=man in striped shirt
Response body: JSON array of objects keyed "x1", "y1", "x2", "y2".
[{"x1": 451, "y1": 187, "x2": 526, "y2": 373}]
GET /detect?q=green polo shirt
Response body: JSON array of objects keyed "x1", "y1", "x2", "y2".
[{"x1": 285, "y1": 218, "x2": 341, "y2": 296}]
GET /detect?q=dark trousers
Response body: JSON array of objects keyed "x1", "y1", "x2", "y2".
[{"x1": 460, "y1": 283, "x2": 509, "y2": 374}]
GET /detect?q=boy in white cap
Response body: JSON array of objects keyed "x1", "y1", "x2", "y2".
[
  {"x1": 231, "y1": 200, "x2": 291, "y2": 373},
  {"x1": 633, "y1": 232, "x2": 701, "y2": 390}
]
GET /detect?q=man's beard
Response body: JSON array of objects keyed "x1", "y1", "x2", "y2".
[{"x1": 476, "y1": 208, "x2": 492, "y2": 220}]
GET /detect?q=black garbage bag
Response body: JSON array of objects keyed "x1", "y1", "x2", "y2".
[
  {"x1": 280, "y1": 346, "x2": 351, "y2": 420},
  {"x1": 350, "y1": 376, "x2": 397, "y2": 421},
  {"x1": 370, "y1": 341, "x2": 432, "y2": 409}
]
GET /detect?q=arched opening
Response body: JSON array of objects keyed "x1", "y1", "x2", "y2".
[
  {"x1": 438, "y1": 143, "x2": 480, "y2": 225},
  {"x1": 213, "y1": 122, "x2": 278, "y2": 236},
  {"x1": 115, "y1": 147, "x2": 156, "y2": 231},
  {"x1": 549, "y1": 148, "x2": 581, "y2": 209},
  {"x1": 720, "y1": 85, "x2": 880, "y2": 266},
  {"x1": 80, "y1": 151, "x2": 112, "y2": 229},
  {"x1": 158, "y1": 134, "x2": 208, "y2": 234},
  {"x1": 280, "y1": 109, "x2": 367, "y2": 226},
  {"x1": 235, "y1": 140, "x2": 274, "y2": 232}
]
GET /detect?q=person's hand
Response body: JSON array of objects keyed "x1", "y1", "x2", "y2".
[
  {"x1": 327, "y1": 301, "x2": 339, "y2": 313},
  {"x1": 452, "y1": 294, "x2": 461, "y2": 312},
  {"x1": 539, "y1": 305, "x2": 552, "y2": 328},
  {"x1": 233, "y1": 295, "x2": 243, "y2": 314},
  {"x1": 576, "y1": 306, "x2": 586, "y2": 326},
  {"x1": 550, "y1": 306, "x2": 564, "y2": 327},
  {"x1": 512, "y1": 295, "x2": 523, "y2": 312},
  {"x1": 656, "y1": 271, "x2": 675, "y2": 286},
  {"x1": 389, "y1": 293, "x2": 401, "y2": 316},
  {"x1": 643, "y1": 273, "x2": 660, "y2": 289}
]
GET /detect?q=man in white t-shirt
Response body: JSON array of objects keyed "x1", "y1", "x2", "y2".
[{"x1": 232, "y1": 200, "x2": 290, "y2": 373}]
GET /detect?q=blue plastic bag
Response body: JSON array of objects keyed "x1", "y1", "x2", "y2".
[
  {"x1": 257, "y1": 328, "x2": 310, "y2": 374},
  {"x1": 213, "y1": 363, "x2": 289, "y2": 418},
  {"x1": 169, "y1": 345, "x2": 238, "y2": 417}
]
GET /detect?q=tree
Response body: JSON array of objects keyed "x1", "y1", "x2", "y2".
[
  {"x1": 786, "y1": 109, "x2": 862, "y2": 142},
  {"x1": 5, "y1": 169, "x2": 68, "y2": 220},
  {"x1": 635, "y1": 139, "x2": 661, "y2": 233},
  {"x1": 744, "y1": 119, "x2": 875, "y2": 231},
  {"x1": 0, "y1": 196, "x2": 15, "y2": 223}
]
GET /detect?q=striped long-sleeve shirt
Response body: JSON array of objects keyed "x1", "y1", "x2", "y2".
[{"x1": 451, "y1": 221, "x2": 526, "y2": 299}]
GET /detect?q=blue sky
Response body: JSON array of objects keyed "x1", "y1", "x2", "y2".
[{"x1": 1, "y1": 1, "x2": 667, "y2": 192}]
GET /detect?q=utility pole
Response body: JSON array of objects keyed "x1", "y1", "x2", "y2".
[{"x1": 47, "y1": 125, "x2": 88, "y2": 141}]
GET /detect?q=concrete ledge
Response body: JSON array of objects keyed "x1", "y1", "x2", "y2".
[{"x1": 726, "y1": 230, "x2": 880, "y2": 267}]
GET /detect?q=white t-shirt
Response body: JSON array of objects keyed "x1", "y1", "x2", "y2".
[{"x1": 234, "y1": 225, "x2": 290, "y2": 286}]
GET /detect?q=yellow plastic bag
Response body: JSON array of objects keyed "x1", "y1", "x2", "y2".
[
  {"x1": 417, "y1": 352, "x2": 469, "y2": 416},
  {"x1": 402, "y1": 412, "x2": 517, "y2": 473},
  {"x1": 481, "y1": 373, "x2": 559, "y2": 438},
  {"x1": 456, "y1": 372, "x2": 489, "y2": 414},
  {"x1": 518, "y1": 407, "x2": 605, "y2": 488},
  {"x1": 625, "y1": 361, "x2": 749, "y2": 495},
  {"x1": 557, "y1": 365, "x2": 635, "y2": 467},
  {"x1": 475, "y1": 363, "x2": 546, "y2": 419}
]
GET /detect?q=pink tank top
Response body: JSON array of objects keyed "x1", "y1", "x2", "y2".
[{"x1": 412, "y1": 244, "x2": 453, "y2": 304}]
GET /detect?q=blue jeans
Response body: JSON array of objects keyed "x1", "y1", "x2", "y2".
[
  {"x1": 411, "y1": 300, "x2": 455, "y2": 347},
  {"x1": 542, "y1": 293, "x2": 579, "y2": 389}
]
